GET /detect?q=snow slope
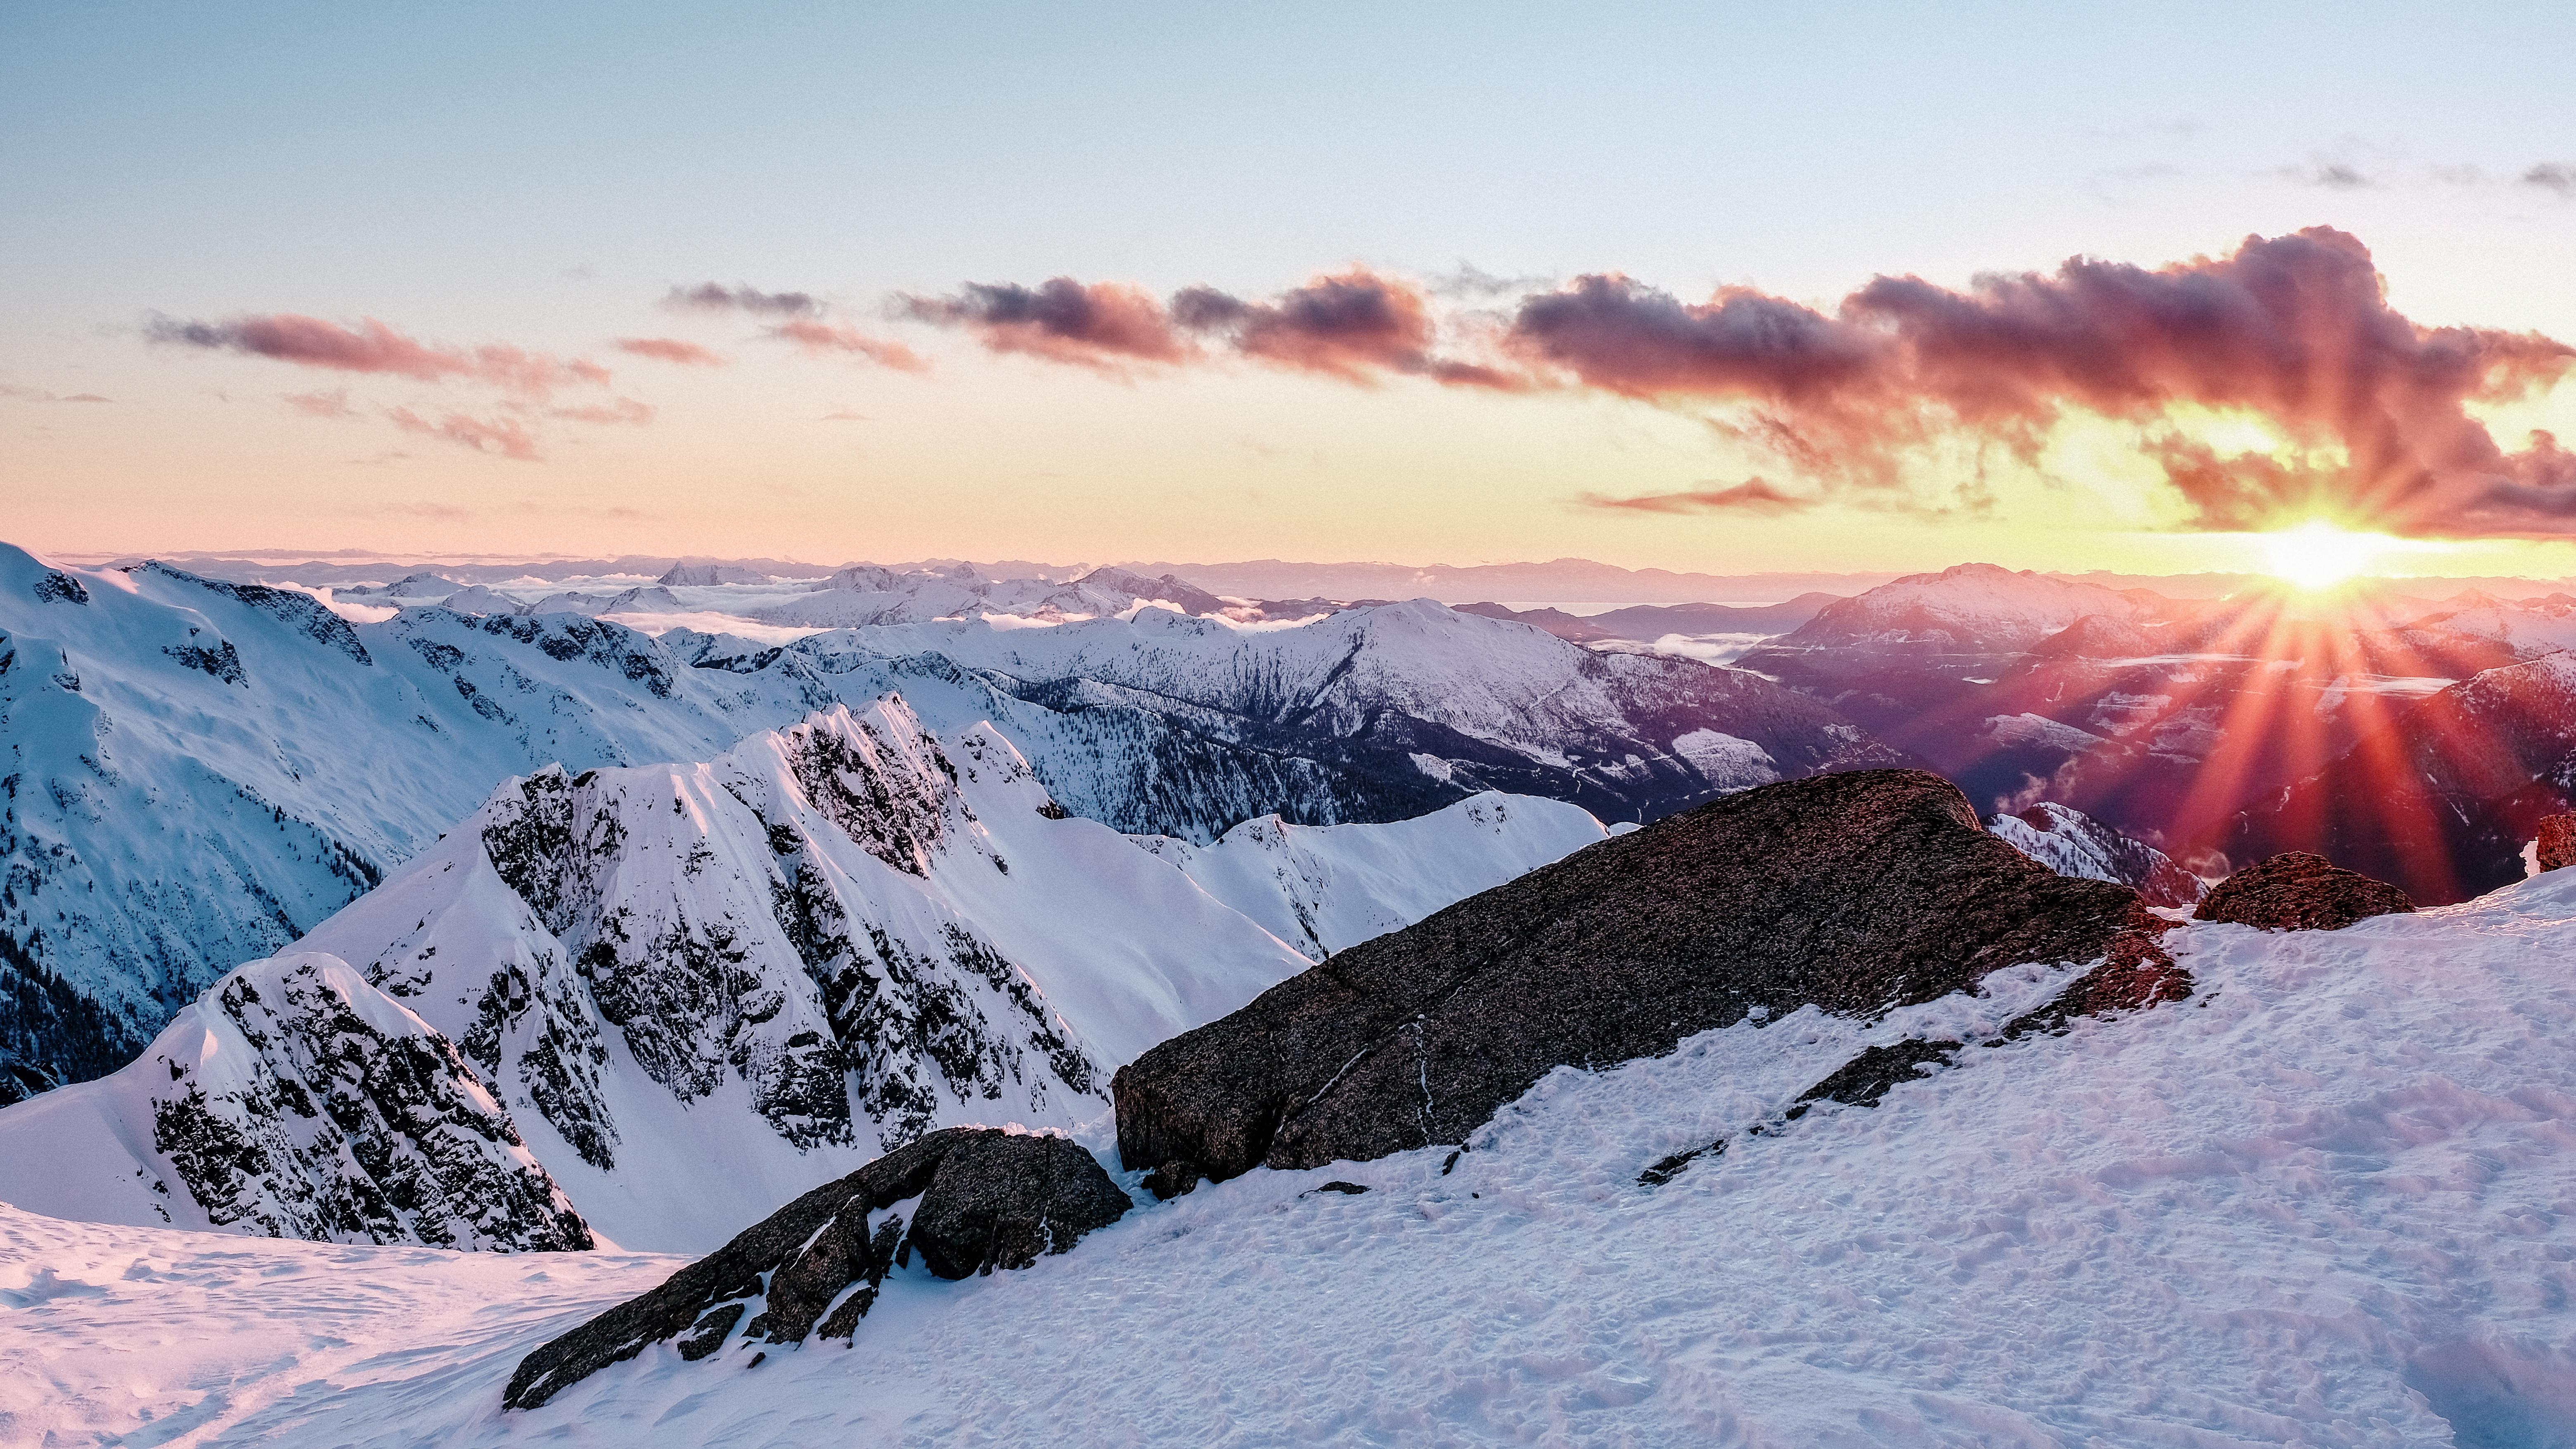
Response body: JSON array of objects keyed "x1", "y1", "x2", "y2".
[
  {"x1": 12, "y1": 866, "x2": 2576, "y2": 1444},
  {"x1": 1130, "y1": 792, "x2": 1606, "y2": 960}
]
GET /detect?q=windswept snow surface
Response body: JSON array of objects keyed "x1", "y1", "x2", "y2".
[
  {"x1": 14, "y1": 871, "x2": 2576, "y2": 1444},
  {"x1": 1131, "y1": 792, "x2": 1607, "y2": 960}
]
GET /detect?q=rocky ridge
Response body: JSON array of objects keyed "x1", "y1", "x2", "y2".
[{"x1": 1113, "y1": 769, "x2": 2183, "y2": 1189}]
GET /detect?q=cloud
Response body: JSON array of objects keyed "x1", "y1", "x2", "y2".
[
  {"x1": 2526, "y1": 163, "x2": 2576, "y2": 197},
  {"x1": 1, "y1": 383, "x2": 113, "y2": 403},
  {"x1": 148, "y1": 313, "x2": 610, "y2": 398},
  {"x1": 820, "y1": 409, "x2": 869, "y2": 421},
  {"x1": 386, "y1": 406, "x2": 541, "y2": 461},
  {"x1": 1508, "y1": 227, "x2": 2576, "y2": 537},
  {"x1": 612, "y1": 336, "x2": 727, "y2": 367},
  {"x1": 56, "y1": 392, "x2": 111, "y2": 403},
  {"x1": 663, "y1": 283, "x2": 821, "y2": 317},
  {"x1": 903, "y1": 270, "x2": 1517, "y2": 385},
  {"x1": 1579, "y1": 478, "x2": 1814, "y2": 515},
  {"x1": 1428, "y1": 261, "x2": 1556, "y2": 300},
  {"x1": 281, "y1": 388, "x2": 357, "y2": 418},
  {"x1": 2285, "y1": 159, "x2": 2374, "y2": 189},
  {"x1": 1173, "y1": 268, "x2": 1525, "y2": 388},
  {"x1": 890, "y1": 230, "x2": 2576, "y2": 537},
  {"x1": 767, "y1": 319, "x2": 930, "y2": 372},
  {"x1": 898, "y1": 278, "x2": 1187, "y2": 370}
]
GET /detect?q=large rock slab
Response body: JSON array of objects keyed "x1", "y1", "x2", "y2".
[
  {"x1": 2195, "y1": 852, "x2": 2415, "y2": 932},
  {"x1": 503, "y1": 1127, "x2": 1127, "y2": 1409},
  {"x1": 1114, "y1": 769, "x2": 2174, "y2": 1187}
]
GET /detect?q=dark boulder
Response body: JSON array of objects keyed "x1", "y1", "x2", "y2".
[
  {"x1": 2540, "y1": 814, "x2": 2576, "y2": 873},
  {"x1": 504, "y1": 1127, "x2": 1128, "y2": 1410},
  {"x1": 2195, "y1": 852, "x2": 2415, "y2": 932},
  {"x1": 1114, "y1": 768, "x2": 2178, "y2": 1186}
]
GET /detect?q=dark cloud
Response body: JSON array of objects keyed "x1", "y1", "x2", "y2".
[
  {"x1": 663, "y1": 283, "x2": 821, "y2": 317},
  {"x1": 904, "y1": 270, "x2": 1516, "y2": 386},
  {"x1": 891, "y1": 230, "x2": 2576, "y2": 537},
  {"x1": 148, "y1": 313, "x2": 611, "y2": 398},
  {"x1": 1175, "y1": 269, "x2": 1525, "y2": 388},
  {"x1": 897, "y1": 279, "x2": 1187, "y2": 369},
  {"x1": 1508, "y1": 227, "x2": 2576, "y2": 537},
  {"x1": 1580, "y1": 478, "x2": 1813, "y2": 515},
  {"x1": 2525, "y1": 163, "x2": 2576, "y2": 197}
]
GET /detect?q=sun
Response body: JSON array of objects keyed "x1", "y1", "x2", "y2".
[{"x1": 2257, "y1": 521, "x2": 2392, "y2": 590}]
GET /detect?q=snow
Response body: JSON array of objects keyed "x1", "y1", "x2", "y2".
[
  {"x1": 12, "y1": 867, "x2": 2576, "y2": 1444},
  {"x1": 1129, "y1": 792, "x2": 1605, "y2": 959},
  {"x1": 1666, "y1": 729, "x2": 1780, "y2": 788}
]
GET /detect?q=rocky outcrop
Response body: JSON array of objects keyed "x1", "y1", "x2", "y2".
[
  {"x1": 2539, "y1": 815, "x2": 2576, "y2": 872},
  {"x1": 2195, "y1": 852, "x2": 2415, "y2": 931},
  {"x1": 1115, "y1": 769, "x2": 2178, "y2": 1189},
  {"x1": 503, "y1": 1127, "x2": 1127, "y2": 1410}
]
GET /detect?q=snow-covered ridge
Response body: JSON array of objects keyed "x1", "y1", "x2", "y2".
[{"x1": 0, "y1": 696, "x2": 1610, "y2": 1252}]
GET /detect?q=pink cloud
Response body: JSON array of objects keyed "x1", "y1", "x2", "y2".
[
  {"x1": 385, "y1": 406, "x2": 541, "y2": 461},
  {"x1": 612, "y1": 336, "x2": 727, "y2": 367},
  {"x1": 767, "y1": 319, "x2": 930, "y2": 373},
  {"x1": 150, "y1": 313, "x2": 611, "y2": 399}
]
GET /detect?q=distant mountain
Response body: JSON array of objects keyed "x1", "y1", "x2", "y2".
[
  {"x1": 1122, "y1": 558, "x2": 1898, "y2": 605},
  {"x1": 2221, "y1": 652, "x2": 2576, "y2": 904},
  {"x1": 1455, "y1": 595, "x2": 1840, "y2": 646},
  {"x1": 829, "y1": 600, "x2": 1903, "y2": 826},
  {"x1": 5, "y1": 542, "x2": 1868, "y2": 1098}
]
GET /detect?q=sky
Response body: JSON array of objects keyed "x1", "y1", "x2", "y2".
[{"x1": 5, "y1": 2, "x2": 2574, "y2": 576}]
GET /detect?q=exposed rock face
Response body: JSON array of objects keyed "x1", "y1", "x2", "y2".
[
  {"x1": 2540, "y1": 814, "x2": 2576, "y2": 872},
  {"x1": 1987, "y1": 801, "x2": 2205, "y2": 907},
  {"x1": 2195, "y1": 852, "x2": 2415, "y2": 932},
  {"x1": 1115, "y1": 769, "x2": 2176, "y2": 1187},
  {"x1": 0, "y1": 952, "x2": 592, "y2": 1250},
  {"x1": 503, "y1": 1127, "x2": 1127, "y2": 1410}
]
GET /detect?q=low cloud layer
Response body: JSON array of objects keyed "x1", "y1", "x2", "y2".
[
  {"x1": 911, "y1": 229, "x2": 2576, "y2": 537},
  {"x1": 149, "y1": 314, "x2": 611, "y2": 399}
]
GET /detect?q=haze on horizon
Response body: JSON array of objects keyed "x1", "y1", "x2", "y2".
[{"x1": 5, "y1": 1, "x2": 2574, "y2": 581}]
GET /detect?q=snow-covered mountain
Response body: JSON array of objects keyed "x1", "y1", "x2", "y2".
[
  {"x1": 1766, "y1": 562, "x2": 2155, "y2": 654},
  {"x1": 0, "y1": 700, "x2": 1606, "y2": 1251},
  {"x1": 824, "y1": 599, "x2": 1897, "y2": 820},
  {"x1": 0, "y1": 542, "x2": 1887, "y2": 1099},
  {"x1": 12, "y1": 862, "x2": 2576, "y2": 1445},
  {"x1": 0, "y1": 952, "x2": 591, "y2": 1251},
  {"x1": 1987, "y1": 802, "x2": 2204, "y2": 906}
]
